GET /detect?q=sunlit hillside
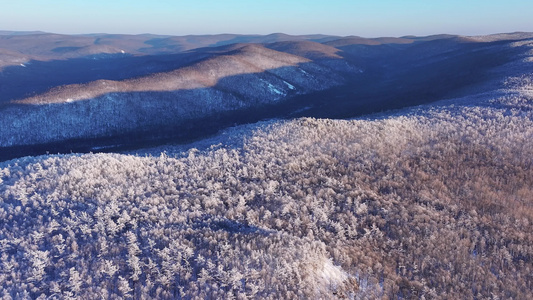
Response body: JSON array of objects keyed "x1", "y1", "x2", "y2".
[{"x1": 1, "y1": 36, "x2": 532, "y2": 298}]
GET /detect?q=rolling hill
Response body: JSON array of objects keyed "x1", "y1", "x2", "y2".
[
  {"x1": 0, "y1": 32, "x2": 527, "y2": 161},
  {"x1": 0, "y1": 32, "x2": 342, "y2": 70},
  {"x1": 0, "y1": 31, "x2": 532, "y2": 298}
]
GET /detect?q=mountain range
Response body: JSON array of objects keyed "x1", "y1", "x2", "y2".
[{"x1": 2, "y1": 31, "x2": 532, "y2": 160}]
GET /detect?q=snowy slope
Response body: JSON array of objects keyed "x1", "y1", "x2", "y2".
[{"x1": 0, "y1": 33, "x2": 532, "y2": 300}]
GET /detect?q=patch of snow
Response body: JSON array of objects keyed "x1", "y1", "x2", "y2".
[
  {"x1": 511, "y1": 40, "x2": 533, "y2": 48},
  {"x1": 268, "y1": 83, "x2": 284, "y2": 95},
  {"x1": 319, "y1": 259, "x2": 348, "y2": 284},
  {"x1": 260, "y1": 79, "x2": 285, "y2": 96},
  {"x1": 65, "y1": 98, "x2": 73, "y2": 103},
  {"x1": 283, "y1": 81, "x2": 296, "y2": 90},
  {"x1": 20, "y1": 63, "x2": 26, "y2": 67},
  {"x1": 469, "y1": 33, "x2": 533, "y2": 42},
  {"x1": 91, "y1": 145, "x2": 120, "y2": 151},
  {"x1": 268, "y1": 83, "x2": 285, "y2": 96},
  {"x1": 121, "y1": 50, "x2": 125, "y2": 54}
]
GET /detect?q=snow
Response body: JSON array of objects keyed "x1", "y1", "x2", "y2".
[
  {"x1": 260, "y1": 79, "x2": 285, "y2": 96},
  {"x1": 91, "y1": 145, "x2": 120, "y2": 151},
  {"x1": 319, "y1": 259, "x2": 348, "y2": 284},
  {"x1": 20, "y1": 63, "x2": 26, "y2": 67},
  {"x1": 121, "y1": 50, "x2": 125, "y2": 54},
  {"x1": 468, "y1": 32, "x2": 533, "y2": 42},
  {"x1": 267, "y1": 83, "x2": 284, "y2": 95},
  {"x1": 283, "y1": 81, "x2": 296, "y2": 90}
]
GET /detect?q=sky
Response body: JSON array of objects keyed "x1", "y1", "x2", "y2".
[{"x1": 1, "y1": 0, "x2": 532, "y2": 37}]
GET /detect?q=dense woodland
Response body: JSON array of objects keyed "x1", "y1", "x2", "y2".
[{"x1": 0, "y1": 37, "x2": 532, "y2": 299}]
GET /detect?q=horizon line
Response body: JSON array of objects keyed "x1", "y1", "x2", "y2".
[{"x1": 2, "y1": 29, "x2": 531, "y2": 39}]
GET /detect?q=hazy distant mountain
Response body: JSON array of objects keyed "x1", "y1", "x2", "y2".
[
  {"x1": 0, "y1": 32, "x2": 341, "y2": 69},
  {"x1": 265, "y1": 40, "x2": 343, "y2": 59}
]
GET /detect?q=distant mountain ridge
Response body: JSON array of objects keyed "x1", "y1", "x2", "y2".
[
  {"x1": 0, "y1": 32, "x2": 342, "y2": 69},
  {"x1": 0, "y1": 31, "x2": 531, "y2": 160}
]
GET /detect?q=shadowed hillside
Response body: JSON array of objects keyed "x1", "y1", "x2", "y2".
[
  {"x1": 10, "y1": 44, "x2": 320, "y2": 105},
  {"x1": 0, "y1": 33, "x2": 526, "y2": 160}
]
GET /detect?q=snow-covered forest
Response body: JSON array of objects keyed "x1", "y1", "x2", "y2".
[{"x1": 0, "y1": 34, "x2": 532, "y2": 299}]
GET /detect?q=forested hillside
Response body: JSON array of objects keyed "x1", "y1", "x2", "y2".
[
  {"x1": 1, "y1": 33, "x2": 524, "y2": 161},
  {"x1": 0, "y1": 35, "x2": 532, "y2": 298}
]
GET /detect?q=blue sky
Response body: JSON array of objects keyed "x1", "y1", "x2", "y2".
[{"x1": 1, "y1": 0, "x2": 532, "y2": 37}]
